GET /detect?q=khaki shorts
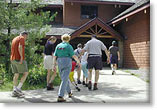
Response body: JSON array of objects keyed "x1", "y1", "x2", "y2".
[
  {"x1": 11, "y1": 60, "x2": 28, "y2": 73},
  {"x1": 44, "y1": 55, "x2": 53, "y2": 70}
]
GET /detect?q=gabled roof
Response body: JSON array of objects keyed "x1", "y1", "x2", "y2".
[
  {"x1": 108, "y1": 0, "x2": 150, "y2": 24},
  {"x1": 71, "y1": 17, "x2": 123, "y2": 40}
]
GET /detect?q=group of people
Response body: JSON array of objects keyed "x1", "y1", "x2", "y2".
[{"x1": 10, "y1": 32, "x2": 120, "y2": 102}]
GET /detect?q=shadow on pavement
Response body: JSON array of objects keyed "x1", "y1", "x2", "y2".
[
  {"x1": 24, "y1": 97, "x2": 52, "y2": 103},
  {"x1": 70, "y1": 96, "x2": 90, "y2": 103}
]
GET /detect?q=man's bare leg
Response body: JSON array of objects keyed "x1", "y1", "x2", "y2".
[
  {"x1": 13, "y1": 73, "x2": 19, "y2": 90},
  {"x1": 17, "y1": 72, "x2": 29, "y2": 90},
  {"x1": 88, "y1": 69, "x2": 92, "y2": 81},
  {"x1": 88, "y1": 69, "x2": 92, "y2": 90},
  {"x1": 95, "y1": 70, "x2": 99, "y2": 83},
  {"x1": 114, "y1": 64, "x2": 117, "y2": 70},
  {"x1": 93, "y1": 70, "x2": 99, "y2": 90}
]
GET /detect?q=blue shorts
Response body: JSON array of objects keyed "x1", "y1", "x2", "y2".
[
  {"x1": 87, "y1": 56, "x2": 102, "y2": 70},
  {"x1": 110, "y1": 55, "x2": 118, "y2": 64}
]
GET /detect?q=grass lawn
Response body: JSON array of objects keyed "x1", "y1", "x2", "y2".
[{"x1": 0, "y1": 76, "x2": 61, "y2": 92}]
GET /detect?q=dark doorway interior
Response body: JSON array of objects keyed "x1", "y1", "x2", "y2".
[{"x1": 70, "y1": 37, "x2": 118, "y2": 67}]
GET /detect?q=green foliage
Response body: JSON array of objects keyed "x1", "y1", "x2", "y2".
[
  {"x1": 0, "y1": 55, "x2": 61, "y2": 91},
  {"x1": 0, "y1": 0, "x2": 61, "y2": 91},
  {"x1": 26, "y1": 54, "x2": 61, "y2": 86},
  {"x1": 0, "y1": 64, "x2": 5, "y2": 83},
  {"x1": 0, "y1": 0, "x2": 52, "y2": 70},
  {"x1": 0, "y1": 0, "x2": 53, "y2": 72}
]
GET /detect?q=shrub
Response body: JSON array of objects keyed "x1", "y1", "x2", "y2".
[{"x1": 26, "y1": 54, "x2": 61, "y2": 86}]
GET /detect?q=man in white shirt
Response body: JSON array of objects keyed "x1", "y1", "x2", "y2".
[{"x1": 82, "y1": 35, "x2": 110, "y2": 90}]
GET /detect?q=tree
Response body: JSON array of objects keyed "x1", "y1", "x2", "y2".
[{"x1": 0, "y1": 0, "x2": 56, "y2": 74}]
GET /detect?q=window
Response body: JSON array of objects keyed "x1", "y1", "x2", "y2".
[{"x1": 81, "y1": 5, "x2": 98, "y2": 19}]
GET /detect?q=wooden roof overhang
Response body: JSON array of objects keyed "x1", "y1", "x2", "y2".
[
  {"x1": 70, "y1": 17, "x2": 123, "y2": 40},
  {"x1": 64, "y1": 0, "x2": 134, "y2": 6},
  {"x1": 109, "y1": 4, "x2": 150, "y2": 25},
  {"x1": 108, "y1": 0, "x2": 150, "y2": 25}
]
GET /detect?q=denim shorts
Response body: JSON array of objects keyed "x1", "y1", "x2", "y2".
[{"x1": 87, "y1": 56, "x2": 102, "y2": 70}]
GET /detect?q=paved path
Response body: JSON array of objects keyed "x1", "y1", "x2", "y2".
[{"x1": 0, "y1": 69, "x2": 149, "y2": 103}]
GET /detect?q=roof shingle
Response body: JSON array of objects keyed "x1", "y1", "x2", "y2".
[{"x1": 46, "y1": 25, "x2": 77, "y2": 36}]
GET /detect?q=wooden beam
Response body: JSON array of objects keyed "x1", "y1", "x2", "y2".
[
  {"x1": 96, "y1": 24, "x2": 98, "y2": 35},
  {"x1": 84, "y1": 31, "x2": 93, "y2": 35},
  {"x1": 89, "y1": 27, "x2": 95, "y2": 34},
  {"x1": 80, "y1": 35, "x2": 114, "y2": 38},
  {"x1": 99, "y1": 31, "x2": 108, "y2": 35},
  {"x1": 97, "y1": 27, "x2": 103, "y2": 34}
]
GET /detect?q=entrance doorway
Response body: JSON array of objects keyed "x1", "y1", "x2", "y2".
[{"x1": 70, "y1": 37, "x2": 118, "y2": 67}]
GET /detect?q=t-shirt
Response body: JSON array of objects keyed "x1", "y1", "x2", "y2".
[
  {"x1": 81, "y1": 52, "x2": 88, "y2": 63},
  {"x1": 109, "y1": 46, "x2": 119, "y2": 57},
  {"x1": 84, "y1": 38, "x2": 106, "y2": 56},
  {"x1": 44, "y1": 41, "x2": 55, "y2": 55},
  {"x1": 54, "y1": 42, "x2": 74, "y2": 58},
  {"x1": 74, "y1": 48, "x2": 82, "y2": 57},
  {"x1": 10, "y1": 36, "x2": 25, "y2": 60}
]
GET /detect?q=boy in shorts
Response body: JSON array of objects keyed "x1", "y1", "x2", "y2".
[{"x1": 109, "y1": 41, "x2": 120, "y2": 75}]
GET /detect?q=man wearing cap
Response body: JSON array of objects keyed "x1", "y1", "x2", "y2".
[
  {"x1": 109, "y1": 41, "x2": 120, "y2": 75},
  {"x1": 82, "y1": 35, "x2": 110, "y2": 90}
]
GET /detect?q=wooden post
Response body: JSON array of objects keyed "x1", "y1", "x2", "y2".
[{"x1": 118, "y1": 40, "x2": 124, "y2": 68}]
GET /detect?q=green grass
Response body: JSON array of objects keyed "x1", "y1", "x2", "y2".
[
  {"x1": 0, "y1": 81, "x2": 13, "y2": 91},
  {"x1": 0, "y1": 75, "x2": 61, "y2": 92},
  {"x1": 0, "y1": 80, "x2": 45, "y2": 92},
  {"x1": 123, "y1": 70, "x2": 149, "y2": 83},
  {"x1": 146, "y1": 80, "x2": 150, "y2": 83},
  {"x1": 130, "y1": 73, "x2": 140, "y2": 77}
]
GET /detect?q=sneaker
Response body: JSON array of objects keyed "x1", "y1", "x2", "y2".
[
  {"x1": 77, "y1": 79, "x2": 81, "y2": 84},
  {"x1": 88, "y1": 81, "x2": 92, "y2": 90},
  {"x1": 47, "y1": 83, "x2": 54, "y2": 90},
  {"x1": 82, "y1": 81, "x2": 85, "y2": 85},
  {"x1": 114, "y1": 71, "x2": 116, "y2": 75},
  {"x1": 68, "y1": 92, "x2": 73, "y2": 98},
  {"x1": 76, "y1": 87, "x2": 81, "y2": 91},
  {"x1": 85, "y1": 84, "x2": 88, "y2": 87},
  {"x1": 12, "y1": 90, "x2": 24, "y2": 98},
  {"x1": 112, "y1": 71, "x2": 115, "y2": 75},
  {"x1": 15, "y1": 88, "x2": 25, "y2": 95},
  {"x1": 57, "y1": 97, "x2": 66, "y2": 102},
  {"x1": 93, "y1": 83, "x2": 98, "y2": 90}
]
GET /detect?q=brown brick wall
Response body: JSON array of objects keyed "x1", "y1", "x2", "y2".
[
  {"x1": 118, "y1": 8, "x2": 150, "y2": 69},
  {"x1": 63, "y1": 2, "x2": 129, "y2": 26}
]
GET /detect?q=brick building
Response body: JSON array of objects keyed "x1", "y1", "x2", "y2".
[{"x1": 44, "y1": 0, "x2": 150, "y2": 69}]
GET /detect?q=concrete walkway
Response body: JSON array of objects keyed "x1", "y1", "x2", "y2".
[{"x1": 0, "y1": 69, "x2": 149, "y2": 103}]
